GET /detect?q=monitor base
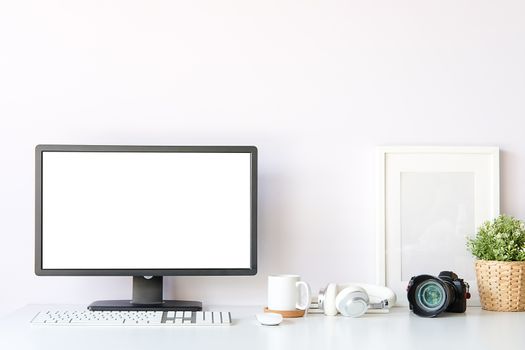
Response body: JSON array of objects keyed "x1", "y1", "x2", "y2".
[{"x1": 88, "y1": 300, "x2": 202, "y2": 311}]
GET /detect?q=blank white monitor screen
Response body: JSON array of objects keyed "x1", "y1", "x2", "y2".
[{"x1": 41, "y1": 151, "x2": 252, "y2": 269}]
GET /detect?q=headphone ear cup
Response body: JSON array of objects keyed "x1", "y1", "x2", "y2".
[
  {"x1": 323, "y1": 283, "x2": 338, "y2": 316},
  {"x1": 335, "y1": 286, "x2": 369, "y2": 317}
]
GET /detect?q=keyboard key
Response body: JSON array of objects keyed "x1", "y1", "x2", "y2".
[
  {"x1": 221, "y1": 312, "x2": 231, "y2": 324},
  {"x1": 212, "y1": 312, "x2": 222, "y2": 324},
  {"x1": 203, "y1": 312, "x2": 213, "y2": 324}
]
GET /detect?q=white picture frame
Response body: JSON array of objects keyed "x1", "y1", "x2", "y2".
[{"x1": 376, "y1": 146, "x2": 499, "y2": 306}]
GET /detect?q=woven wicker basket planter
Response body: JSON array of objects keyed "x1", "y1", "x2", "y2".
[{"x1": 475, "y1": 260, "x2": 525, "y2": 311}]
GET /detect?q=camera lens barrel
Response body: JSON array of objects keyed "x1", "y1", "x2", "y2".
[{"x1": 407, "y1": 275, "x2": 454, "y2": 317}]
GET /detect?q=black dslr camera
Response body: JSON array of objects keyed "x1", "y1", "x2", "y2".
[{"x1": 407, "y1": 271, "x2": 470, "y2": 317}]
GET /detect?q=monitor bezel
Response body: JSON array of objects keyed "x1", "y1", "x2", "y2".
[{"x1": 35, "y1": 144, "x2": 257, "y2": 276}]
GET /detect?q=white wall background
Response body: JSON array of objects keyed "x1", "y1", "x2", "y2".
[{"x1": 1, "y1": 1, "x2": 524, "y2": 316}]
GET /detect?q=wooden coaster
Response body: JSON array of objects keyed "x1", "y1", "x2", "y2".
[{"x1": 264, "y1": 307, "x2": 305, "y2": 318}]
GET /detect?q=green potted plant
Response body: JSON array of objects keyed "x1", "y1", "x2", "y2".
[{"x1": 467, "y1": 214, "x2": 525, "y2": 311}]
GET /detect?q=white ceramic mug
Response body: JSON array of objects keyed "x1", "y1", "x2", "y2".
[{"x1": 268, "y1": 274, "x2": 311, "y2": 311}]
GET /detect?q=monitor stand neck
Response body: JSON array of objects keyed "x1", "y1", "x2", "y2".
[
  {"x1": 88, "y1": 276, "x2": 202, "y2": 311},
  {"x1": 132, "y1": 276, "x2": 163, "y2": 304}
]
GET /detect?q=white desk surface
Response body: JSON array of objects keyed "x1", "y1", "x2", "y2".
[{"x1": 1, "y1": 304, "x2": 523, "y2": 350}]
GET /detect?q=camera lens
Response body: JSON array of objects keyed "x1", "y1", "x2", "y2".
[
  {"x1": 416, "y1": 280, "x2": 446, "y2": 312},
  {"x1": 407, "y1": 275, "x2": 453, "y2": 317}
]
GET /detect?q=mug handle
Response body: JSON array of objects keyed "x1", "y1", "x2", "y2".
[{"x1": 296, "y1": 281, "x2": 311, "y2": 311}]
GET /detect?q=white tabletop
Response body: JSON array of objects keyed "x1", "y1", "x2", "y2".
[{"x1": 1, "y1": 305, "x2": 523, "y2": 350}]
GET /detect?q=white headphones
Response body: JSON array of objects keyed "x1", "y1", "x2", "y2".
[{"x1": 318, "y1": 283, "x2": 396, "y2": 317}]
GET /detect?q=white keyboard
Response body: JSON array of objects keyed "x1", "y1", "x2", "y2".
[{"x1": 31, "y1": 310, "x2": 232, "y2": 326}]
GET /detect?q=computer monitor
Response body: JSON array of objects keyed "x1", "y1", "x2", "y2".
[{"x1": 35, "y1": 145, "x2": 257, "y2": 311}]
